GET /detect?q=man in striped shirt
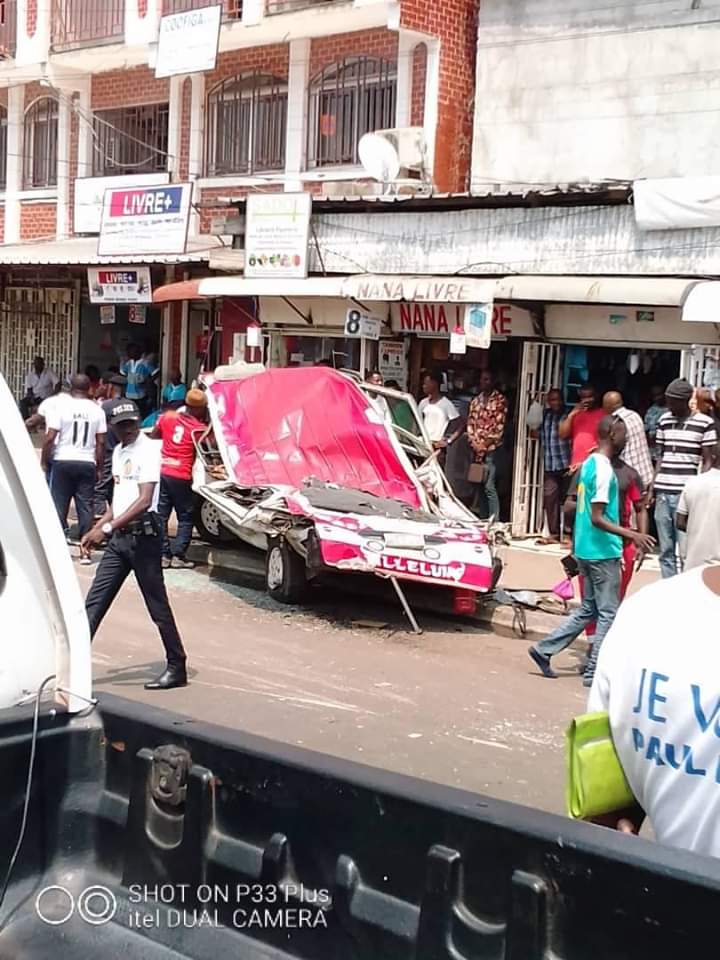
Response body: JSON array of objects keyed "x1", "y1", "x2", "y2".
[{"x1": 650, "y1": 378, "x2": 716, "y2": 578}]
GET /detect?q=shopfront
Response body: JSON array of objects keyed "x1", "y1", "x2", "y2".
[{"x1": 510, "y1": 301, "x2": 720, "y2": 537}]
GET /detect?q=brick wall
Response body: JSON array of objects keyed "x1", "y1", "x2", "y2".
[
  {"x1": 138, "y1": 0, "x2": 149, "y2": 16},
  {"x1": 309, "y1": 28, "x2": 398, "y2": 78},
  {"x1": 400, "y1": 0, "x2": 477, "y2": 192},
  {"x1": 24, "y1": 82, "x2": 51, "y2": 109},
  {"x1": 0, "y1": 206, "x2": 5, "y2": 244},
  {"x1": 20, "y1": 203, "x2": 57, "y2": 240},
  {"x1": 197, "y1": 184, "x2": 283, "y2": 234},
  {"x1": 206, "y1": 45, "x2": 290, "y2": 89},
  {"x1": 27, "y1": 0, "x2": 37, "y2": 37},
  {"x1": 410, "y1": 42, "x2": 427, "y2": 127},
  {"x1": 179, "y1": 77, "x2": 192, "y2": 180},
  {"x1": 91, "y1": 67, "x2": 170, "y2": 109}
]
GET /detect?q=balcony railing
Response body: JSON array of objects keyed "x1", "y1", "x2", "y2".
[
  {"x1": 266, "y1": 0, "x2": 343, "y2": 12},
  {"x1": 0, "y1": 0, "x2": 17, "y2": 58},
  {"x1": 51, "y1": 0, "x2": 124, "y2": 51},
  {"x1": 163, "y1": 0, "x2": 242, "y2": 18}
]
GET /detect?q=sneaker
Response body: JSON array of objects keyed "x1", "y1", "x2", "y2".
[
  {"x1": 528, "y1": 646, "x2": 557, "y2": 679},
  {"x1": 171, "y1": 556, "x2": 195, "y2": 569},
  {"x1": 162, "y1": 557, "x2": 171, "y2": 569}
]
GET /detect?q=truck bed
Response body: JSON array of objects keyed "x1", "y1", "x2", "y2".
[{"x1": 0, "y1": 693, "x2": 718, "y2": 959}]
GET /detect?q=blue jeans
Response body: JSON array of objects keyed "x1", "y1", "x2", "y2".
[
  {"x1": 474, "y1": 452, "x2": 500, "y2": 521},
  {"x1": 536, "y1": 557, "x2": 621, "y2": 678},
  {"x1": 654, "y1": 492, "x2": 682, "y2": 579},
  {"x1": 158, "y1": 476, "x2": 195, "y2": 559}
]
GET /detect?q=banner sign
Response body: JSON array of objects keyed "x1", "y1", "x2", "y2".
[
  {"x1": 88, "y1": 266, "x2": 152, "y2": 304},
  {"x1": 98, "y1": 183, "x2": 192, "y2": 256},
  {"x1": 155, "y1": 4, "x2": 222, "y2": 78},
  {"x1": 245, "y1": 193, "x2": 311, "y2": 279},
  {"x1": 464, "y1": 302, "x2": 493, "y2": 350},
  {"x1": 345, "y1": 308, "x2": 382, "y2": 341}
]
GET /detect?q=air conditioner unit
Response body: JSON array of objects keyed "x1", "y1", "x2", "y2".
[{"x1": 359, "y1": 127, "x2": 429, "y2": 185}]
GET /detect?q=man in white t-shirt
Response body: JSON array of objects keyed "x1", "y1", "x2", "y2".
[
  {"x1": 588, "y1": 564, "x2": 720, "y2": 858},
  {"x1": 81, "y1": 399, "x2": 188, "y2": 690},
  {"x1": 675, "y1": 443, "x2": 720, "y2": 569},
  {"x1": 418, "y1": 370, "x2": 461, "y2": 445},
  {"x1": 20, "y1": 356, "x2": 57, "y2": 419},
  {"x1": 42, "y1": 374, "x2": 106, "y2": 557}
]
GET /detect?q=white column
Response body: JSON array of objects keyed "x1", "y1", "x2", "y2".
[
  {"x1": 284, "y1": 38, "x2": 310, "y2": 193},
  {"x1": 423, "y1": 37, "x2": 441, "y2": 175},
  {"x1": 167, "y1": 74, "x2": 184, "y2": 180},
  {"x1": 75, "y1": 78, "x2": 93, "y2": 179},
  {"x1": 188, "y1": 73, "x2": 205, "y2": 237},
  {"x1": 5, "y1": 85, "x2": 24, "y2": 244},
  {"x1": 56, "y1": 93, "x2": 72, "y2": 239},
  {"x1": 16, "y1": 0, "x2": 50, "y2": 66},
  {"x1": 396, "y1": 30, "x2": 415, "y2": 128}
]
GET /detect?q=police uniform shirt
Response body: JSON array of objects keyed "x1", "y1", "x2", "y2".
[{"x1": 112, "y1": 432, "x2": 162, "y2": 518}]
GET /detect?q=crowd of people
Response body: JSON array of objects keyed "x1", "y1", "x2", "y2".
[{"x1": 19, "y1": 352, "x2": 211, "y2": 691}]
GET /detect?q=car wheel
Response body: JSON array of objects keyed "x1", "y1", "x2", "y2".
[
  {"x1": 194, "y1": 498, "x2": 237, "y2": 545},
  {"x1": 266, "y1": 537, "x2": 308, "y2": 604}
]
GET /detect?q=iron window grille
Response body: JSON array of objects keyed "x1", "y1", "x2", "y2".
[
  {"x1": 0, "y1": 106, "x2": 7, "y2": 190},
  {"x1": 23, "y1": 97, "x2": 59, "y2": 189},
  {"x1": 206, "y1": 73, "x2": 287, "y2": 177},
  {"x1": 163, "y1": 0, "x2": 242, "y2": 18},
  {"x1": 50, "y1": 0, "x2": 124, "y2": 51},
  {"x1": 307, "y1": 56, "x2": 397, "y2": 169},
  {"x1": 92, "y1": 103, "x2": 170, "y2": 177}
]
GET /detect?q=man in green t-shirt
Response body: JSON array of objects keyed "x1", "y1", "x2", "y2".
[{"x1": 528, "y1": 416, "x2": 655, "y2": 687}]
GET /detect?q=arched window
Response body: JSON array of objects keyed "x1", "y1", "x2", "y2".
[
  {"x1": 24, "y1": 97, "x2": 58, "y2": 189},
  {"x1": 307, "y1": 57, "x2": 397, "y2": 169},
  {"x1": 0, "y1": 106, "x2": 7, "y2": 191},
  {"x1": 205, "y1": 73, "x2": 287, "y2": 177}
]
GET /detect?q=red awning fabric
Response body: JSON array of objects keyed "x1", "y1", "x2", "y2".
[{"x1": 153, "y1": 279, "x2": 203, "y2": 303}]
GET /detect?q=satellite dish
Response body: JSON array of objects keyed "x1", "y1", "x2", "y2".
[{"x1": 359, "y1": 133, "x2": 401, "y2": 182}]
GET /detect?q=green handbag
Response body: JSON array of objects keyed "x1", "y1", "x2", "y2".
[{"x1": 566, "y1": 711, "x2": 635, "y2": 819}]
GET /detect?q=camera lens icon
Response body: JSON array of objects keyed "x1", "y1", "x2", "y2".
[{"x1": 35, "y1": 885, "x2": 117, "y2": 926}]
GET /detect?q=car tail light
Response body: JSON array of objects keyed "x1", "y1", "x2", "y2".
[{"x1": 453, "y1": 589, "x2": 476, "y2": 616}]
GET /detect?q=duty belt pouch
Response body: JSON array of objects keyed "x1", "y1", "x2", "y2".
[{"x1": 128, "y1": 514, "x2": 159, "y2": 537}]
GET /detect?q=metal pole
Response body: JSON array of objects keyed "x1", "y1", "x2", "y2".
[{"x1": 389, "y1": 576, "x2": 423, "y2": 635}]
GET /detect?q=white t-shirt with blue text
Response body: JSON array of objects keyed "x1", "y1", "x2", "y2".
[{"x1": 589, "y1": 566, "x2": 720, "y2": 858}]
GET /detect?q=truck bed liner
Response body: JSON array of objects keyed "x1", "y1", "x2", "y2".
[{"x1": 0, "y1": 693, "x2": 718, "y2": 959}]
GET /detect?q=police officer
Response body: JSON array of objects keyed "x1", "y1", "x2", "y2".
[{"x1": 81, "y1": 399, "x2": 188, "y2": 690}]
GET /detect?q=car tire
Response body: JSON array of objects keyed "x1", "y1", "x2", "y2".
[
  {"x1": 194, "y1": 498, "x2": 237, "y2": 545},
  {"x1": 265, "y1": 537, "x2": 308, "y2": 604}
]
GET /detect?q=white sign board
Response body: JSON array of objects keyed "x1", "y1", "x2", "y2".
[
  {"x1": 245, "y1": 192, "x2": 311, "y2": 279},
  {"x1": 98, "y1": 183, "x2": 192, "y2": 256},
  {"x1": 378, "y1": 340, "x2": 407, "y2": 390},
  {"x1": 464, "y1": 302, "x2": 493, "y2": 350},
  {"x1": 345, "y1": 308, "x2": 382, "y2": 341},
  {"x1": 74, "y1": 173, "x2": 169, "y2": 234},
  {"x1": 155, "y1": 4, "x2": 222, "y2": 79},
  {"x1": 88, "y1": 266, "x2": 152, "y2": 304}
]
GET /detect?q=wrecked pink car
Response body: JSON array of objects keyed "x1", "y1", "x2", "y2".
[{"x1": 193, "y1": 366, "x2": 502, "y2": 627}]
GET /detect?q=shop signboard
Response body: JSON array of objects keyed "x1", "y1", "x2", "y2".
[
  {"x1": 245, "y1": 193, "x2": 311, "y2": 279},
  {"x1": 344, "y1": 308, "x2": 382, "y2": 341},
  {"x1": 464, "y1": 302, "x2": 493, "y2": 349},
  {"x1": 155, "y1": 4, "x2": 222, "y2": 78},
  {"x1": 98, "y1": 183, "x2": 192, "y2": 256},
  {"x1": 343, "y1": 276, "x2": 495, "y2": 304},
  {"x1": 88, "y1": 266, "x2": 152, "y2": 304},
  {"x1": 75, "y1": 173, "x2": 169, "y2": 235},
  {"x1": 391, "y1": 302, "x2": 534, "y2": 339},
  {"x1": 99, "y1": 305, "x2": 115, "y2": 325},
  {"x1": 128, "y1": 304, "x2": 147, "y2": 325},
  {"x1": 378, "y1": 340, "x2": 407, "y2": 390}
]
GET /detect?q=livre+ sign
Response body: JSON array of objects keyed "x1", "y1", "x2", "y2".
[{"x1": 109, "y1": 187, "x2": 183, "y2": 218}]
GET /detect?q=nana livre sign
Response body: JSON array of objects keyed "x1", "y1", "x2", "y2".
[{"x1": 391, "y1": 302, "x2": 535, "y2": 338}]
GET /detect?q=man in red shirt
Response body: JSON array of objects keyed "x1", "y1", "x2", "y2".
[
  {"x1": 559, "y1": 384, "x2": 605, "y2": 469},
  {"x1": 152, "y1": 388, "x2": 208, "y2": 569}
]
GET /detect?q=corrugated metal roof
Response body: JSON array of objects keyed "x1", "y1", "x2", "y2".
[
  {"x1": 218, "y1": 182, "x2": 632, "y2": 213},
  {"x1": 0, "y1": 235, "x2": 224, "y2": 266}
]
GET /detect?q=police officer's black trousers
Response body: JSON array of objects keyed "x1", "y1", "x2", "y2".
[{"x1": 85, "y1": 529, "x2": 187, "y2": 668}]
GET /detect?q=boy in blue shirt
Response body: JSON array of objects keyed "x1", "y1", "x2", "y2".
[
  {"x1": 161, "y1": 368, "x2": 187, "y2": 409},
  {"x1": 528, "y1": 416, "x2": 655, "y2": 687}
]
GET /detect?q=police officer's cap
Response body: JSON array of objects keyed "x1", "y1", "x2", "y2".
[{"x1": 109, "y1": 399, "x2": 141, "y2": 425}]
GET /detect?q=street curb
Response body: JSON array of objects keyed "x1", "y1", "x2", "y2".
[{"x1": 186, "y1": 541, "x2": 572, "y2": 644}]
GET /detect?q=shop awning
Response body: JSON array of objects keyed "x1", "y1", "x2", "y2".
[
  {"x1": 494, "y1": 275, "x2": 698, "y2": 306},
  {"x1": 0, "y1": 235, "x2": 224, "y2": 266},
  {"x1": 153, "y1": 274, "x2": 497, "y2": 304}
]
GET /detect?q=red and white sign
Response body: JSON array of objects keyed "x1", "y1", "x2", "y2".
[
  {"x1": 391, "y1": 302, "x2": 535, "y2": 339},
  {"x1": 87, "y1": 266, "x2": 152, "y2": 304},
  {"x1": 98, "y1": 183, "x2": 192, "y2": 256}
]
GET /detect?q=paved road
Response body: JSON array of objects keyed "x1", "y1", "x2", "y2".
[{"x1": 77, "y1": 561, "x2": 587, "y2": 815}]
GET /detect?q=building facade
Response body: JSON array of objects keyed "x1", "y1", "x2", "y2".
[{"x1": 0, "y1": 0, "x2": 478, "y2": 396}]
